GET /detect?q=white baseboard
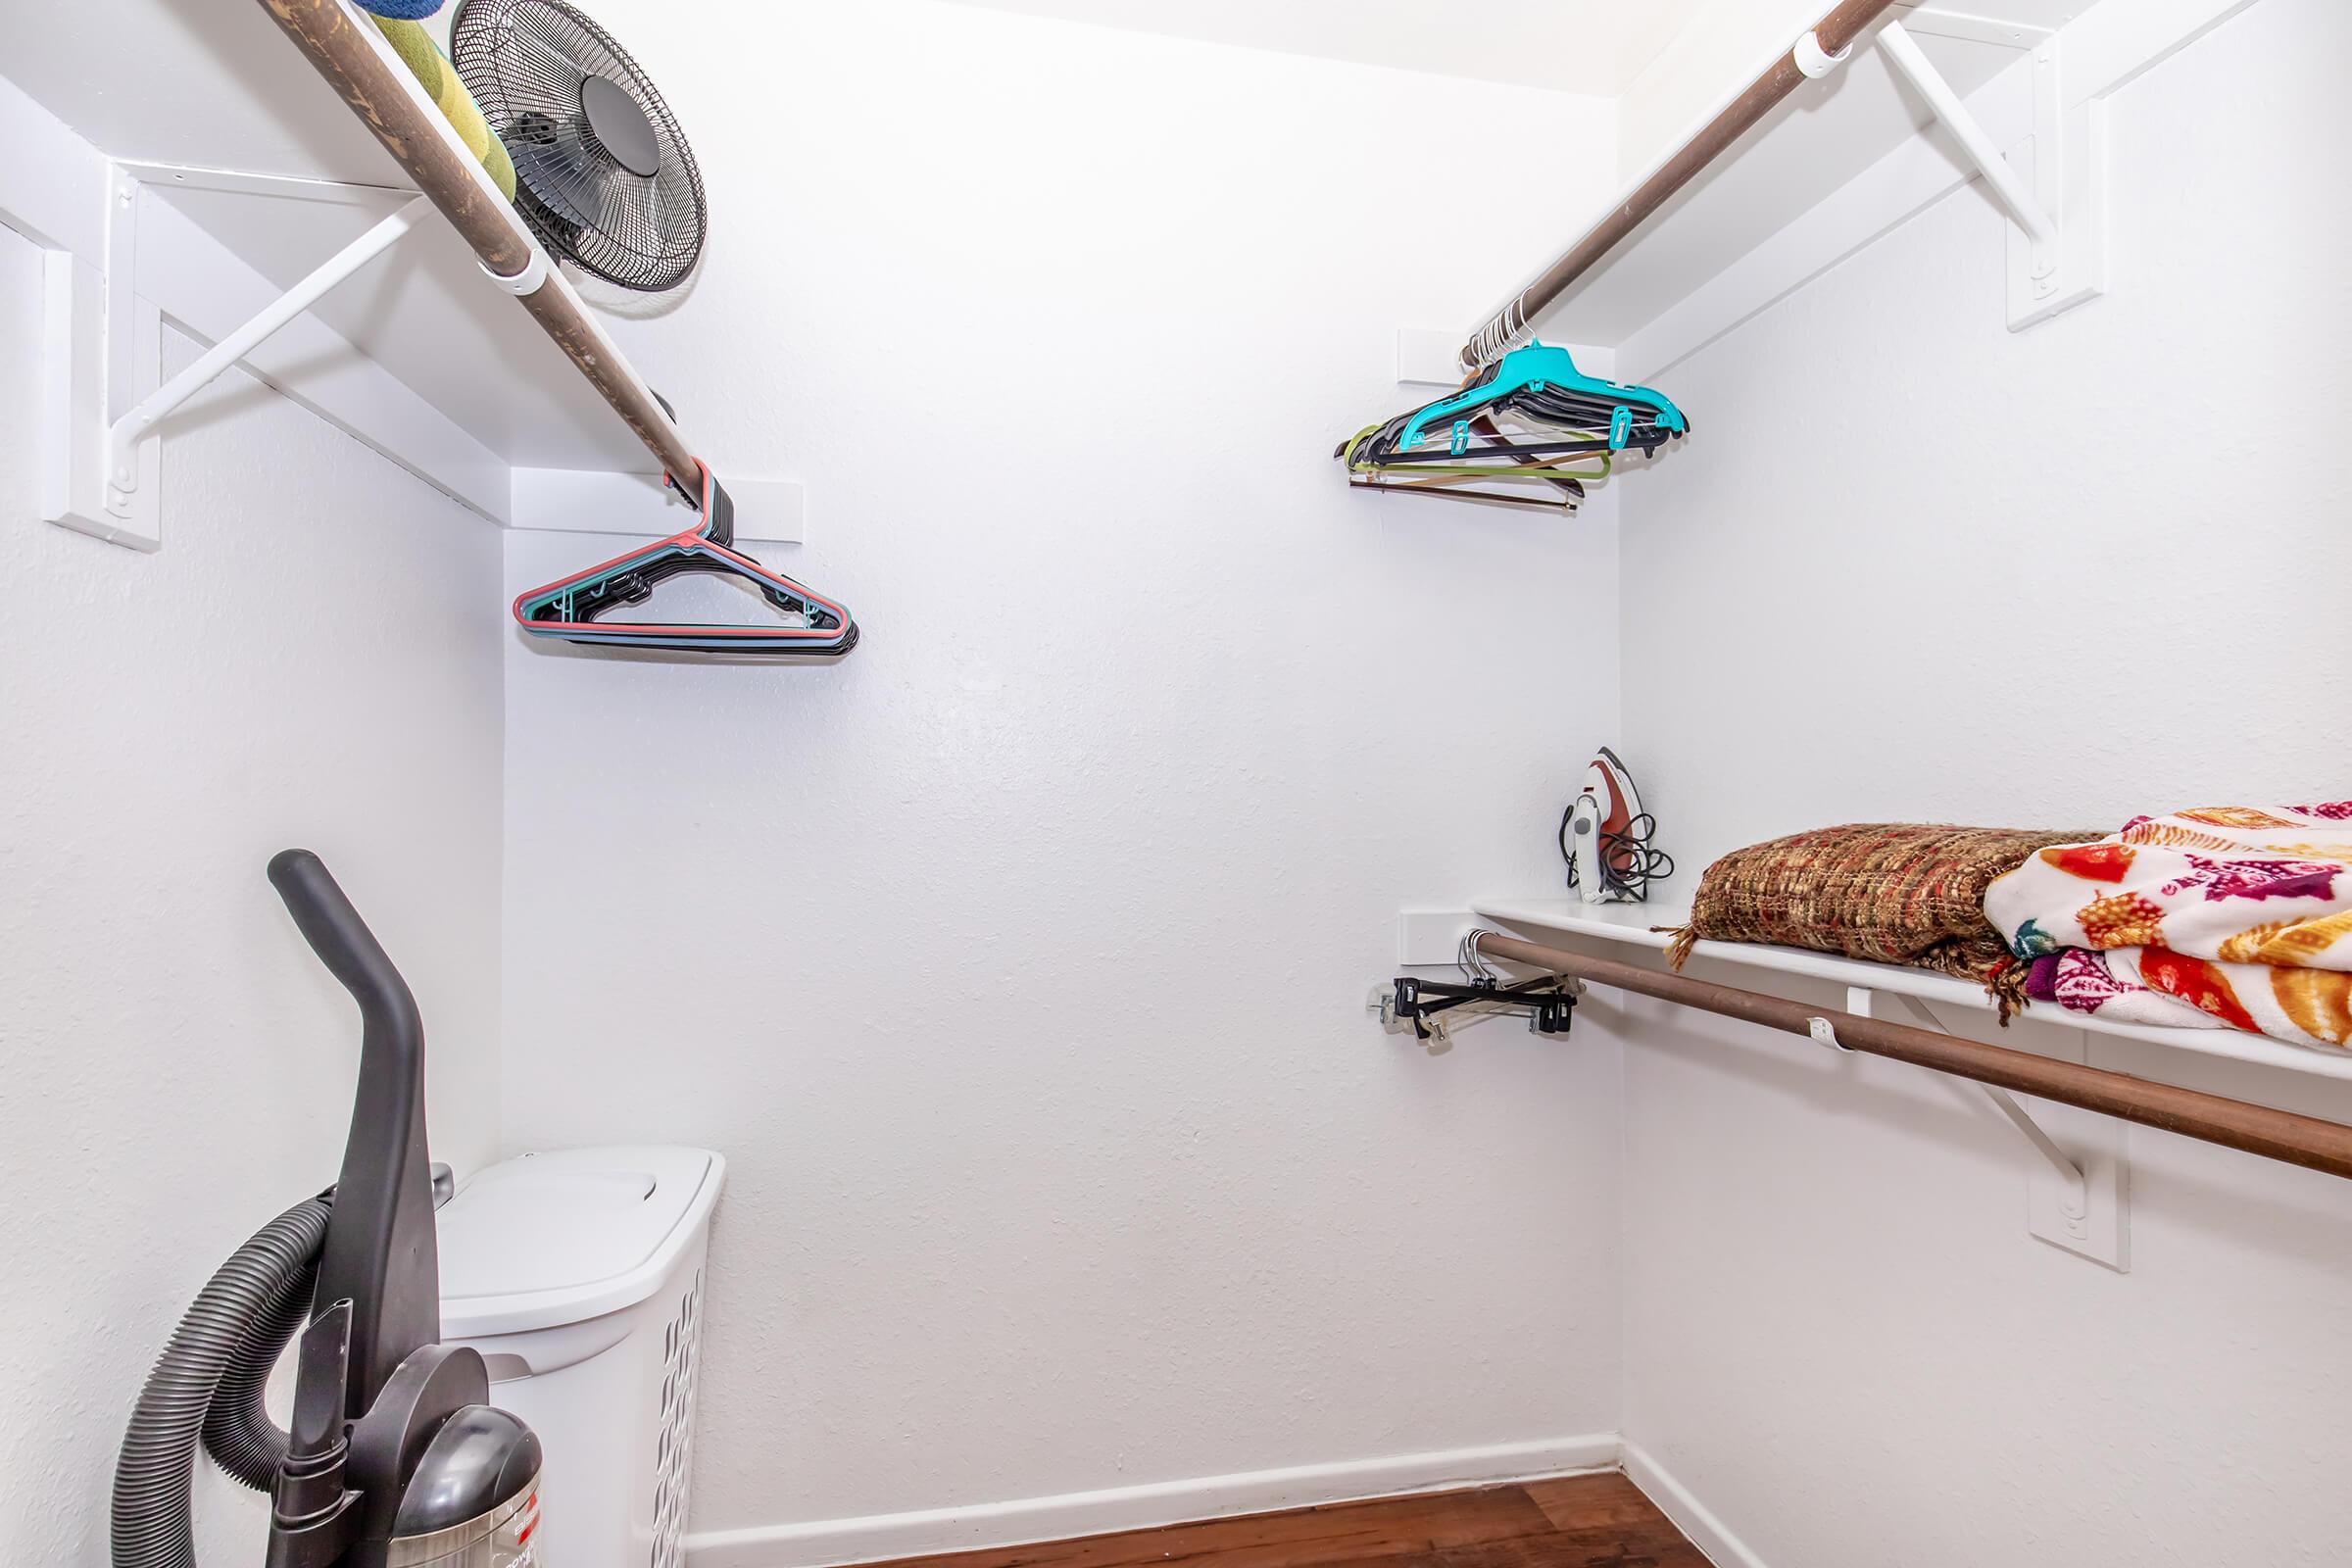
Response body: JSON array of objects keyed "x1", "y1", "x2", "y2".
[
  {"x1": 1619, "y1": 1441, "x2": 1768, "y2": 1568},
  {"x1": 683, "y1": 1434, "x2": 1621, "y2": 1568}
]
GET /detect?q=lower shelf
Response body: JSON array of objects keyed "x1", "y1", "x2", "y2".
[{"x1": 1468, "y1": 897, "x2": 2352, "y2": 1084}]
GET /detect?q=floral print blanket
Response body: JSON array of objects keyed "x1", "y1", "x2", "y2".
[{"x1": 1984, "y1": 803, "x2": 2352, "y2": 1049}]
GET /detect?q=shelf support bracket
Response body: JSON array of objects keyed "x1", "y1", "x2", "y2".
[
  {"x1": 1891, "y1": 995, "x2": 2128, "y2": 1269},
  {"x1": 41, "y1": 162, "x2": 426, "y2": 552},
  {"x1": 1977, "y1": 1082, "x2": 2090, "y2": 1200},
  {"x1": 106, "y1": 198, "x2": 428, "y2": 509},
  {"x1": 1879, "y1": 18, "x2": 2105, "y2": 330},
  {"x1": 1880, "y1": 21, "x2": 2056, "y2": 259}
]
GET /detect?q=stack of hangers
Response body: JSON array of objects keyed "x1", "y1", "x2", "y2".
[
  {"x1": 513, "y1": 462, "x2": 858, "y2": 657},
  {"x1": 1336, "y1": 341, "x2": 1687, "y2": 513}
]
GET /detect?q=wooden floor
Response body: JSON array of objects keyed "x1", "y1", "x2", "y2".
[{"x1": 860, "y1": 1475, "x2": 1707, "y2": 1568}]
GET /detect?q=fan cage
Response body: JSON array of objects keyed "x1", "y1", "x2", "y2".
[{"x1": 449, "y1": 0, "x2": 709, "y2": 292}]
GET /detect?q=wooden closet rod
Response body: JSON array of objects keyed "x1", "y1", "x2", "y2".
[
  {"x1": 1458, "y1": 0, "x2": 1902, "y2": 372},
  {"x1": 1473, "y1": 931, "x2": 2352, "y2": 1183},
  {"x1": 256, "y1": 0, "x2": 700, "y2": 481}
]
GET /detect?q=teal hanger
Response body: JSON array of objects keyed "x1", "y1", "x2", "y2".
[{"x1": 1397, "y1": 341, "x2": 1689, "y2": 454}]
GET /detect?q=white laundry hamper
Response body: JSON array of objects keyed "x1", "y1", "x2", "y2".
[{"x1": 436, "y1": 1147, "x2": 726, "y2": 1568}]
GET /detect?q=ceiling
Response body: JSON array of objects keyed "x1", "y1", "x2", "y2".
[{"x1": 928, "y1": 0, "x2": 1708, "y2": 95}]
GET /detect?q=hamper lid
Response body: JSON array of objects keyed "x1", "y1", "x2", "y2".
[{"x1": 436, "y1": 1146, "x2": 724, "y2": 1338}]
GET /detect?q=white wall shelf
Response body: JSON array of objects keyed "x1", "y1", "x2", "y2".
[
  {"x1": 138, "y1": 168, "x2": 677, "y2": 481},
  {"x1": 1497, "y1": 0, "x2": 2260, "y2": 381},
  {"x1": 1463, "y1": 897, "x2": 2352, "y2": 1084},
  {"x1": 0, "y1": 0, "x2": 710, "y2": 544}
]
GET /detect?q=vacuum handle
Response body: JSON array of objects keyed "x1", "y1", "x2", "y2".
[
  {"x1": 267, "y1": 849, "x2": 437, "y2": 1417},
  {"x1": 267, "y1": 850, "x2": 421, "y2": 1048}
]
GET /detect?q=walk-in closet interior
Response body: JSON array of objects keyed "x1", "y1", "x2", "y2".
[{"x1": 4, "y1": 1, "x2": 2347, "y2": 1566}]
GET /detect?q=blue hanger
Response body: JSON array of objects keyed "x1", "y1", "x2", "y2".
[{"x1": 1397, "y1": 341, "x2": 1688, "y2": 454}]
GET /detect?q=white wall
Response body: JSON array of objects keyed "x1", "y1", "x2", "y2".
[
  {"x1": 22, "y1": 3, "x2": 2345, "y2": 1565},
  {"x1": 499, "y1": 2, "x2": 1628, "y2": 1556},
  {"x1": 0, "y1": 225, "x2": 507, "y2": 1560},
  {"x1": 1616, "y1": 0, "x2": 1825, "y2": 181},
  {"x1": 1613, "y1": 1, "x2": 2352, "y2": 1562}
]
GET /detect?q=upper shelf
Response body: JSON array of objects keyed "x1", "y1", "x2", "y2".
[
  {"x1": 148, "y1": 172, "x2": 661, "y2": 477},
  {"x1": 1469, "y1": 0, "x2": 2267, "y2": 381},
  {"x1": 1, "y1": 0, "x2": 694, "y2": 514},
  {"x1": 1471, "y1": 897, "x2": 2352, "y2": 1084},
  {"x1": 5, "y1": 0, "x2": 410, "y2": 189},
  {"x1": 1523, "y1": 8, "x2": 2041, "y2": 352}
]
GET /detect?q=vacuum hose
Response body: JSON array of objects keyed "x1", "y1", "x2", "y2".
[{"x1": 111, "y1": 1195, "x2": 331, "y2": 1568}]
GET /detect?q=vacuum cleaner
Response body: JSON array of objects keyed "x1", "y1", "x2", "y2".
[{"x1": 115, "y1": 851, "x2": 544, "y2": 1568}]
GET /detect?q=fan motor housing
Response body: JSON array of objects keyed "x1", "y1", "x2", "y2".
[{"x1": 581, "y1": 74, "x2": 661, "y2": 177}]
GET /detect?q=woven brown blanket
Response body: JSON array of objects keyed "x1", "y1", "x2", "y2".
[{"x1": 1664, "y1": 823, "x2": 2102, "y2": 1016}]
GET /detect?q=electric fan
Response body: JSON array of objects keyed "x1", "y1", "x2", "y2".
[{"x1": 450, "y1": 0, "x2": 708, "y2": 291}]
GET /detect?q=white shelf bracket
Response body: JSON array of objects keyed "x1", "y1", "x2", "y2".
[
  {"x1": 1879, "y1": 18, "x2": 2106, "y2": 330},
  {"x1": 107, "y1": 198, "x2": 427, "y2": 509},
  {"x1": 1892, "y1": 995, "x2": 2128, "y2": 1269},
  {"x1": 40, "y1": 166, "x2": 159, "y2": 550},
  {"x1": 40, "y1": 164, "x2": 426, "y2": 552},
  {"x1": 1977, "y1": 1083, "x2": 2089, "y2": 1198}
]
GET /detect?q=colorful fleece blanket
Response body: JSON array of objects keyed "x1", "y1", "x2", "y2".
[
  {"x1": 2021, "y1": 949, "x2": 2220, "y2": 1030},
  {"x1": 1985, "y1": 804, "x2": 2352, "y2": 1048}
]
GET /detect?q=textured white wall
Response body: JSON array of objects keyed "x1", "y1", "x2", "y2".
[
  {"x1": 28, "y1": 3, "x2": 2338, "y2": 1564},
  {"x1": 500, "y1": 0, "x2": 1627, "y2": 1548},
  {"x1": 0, "y1": 229, "x2": 506, "y2": 1561},
  {"x1": 1615, "y1": 0, "x2": 1826, "y2": 181},
  {"x1": 1613, "y1": 2, "x2": 2352, "y2": 1562}
]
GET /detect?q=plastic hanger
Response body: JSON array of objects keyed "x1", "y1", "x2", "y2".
[
  {"x1": 1396, "y1": 341, "x2": 1687, "y2": 454},
  {"x1": 1338, "y1": 410, "x2": 1614, "y2": 512},
  {"x1": 1335, "y1": 341, "x2": 1688, "y2": 512},
  {"x1": 513, "y1": 462, "x2": 858, "y2": 656}
]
